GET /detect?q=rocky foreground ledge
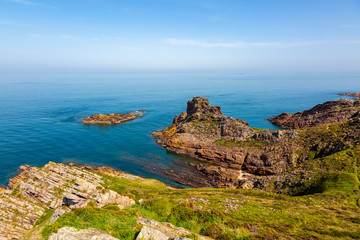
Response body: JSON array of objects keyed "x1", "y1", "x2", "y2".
[
  {"x1": 82, "y1": 111, "x2": 145, "y2": 125},
  {"x1": 153, "y1": 96, "x2": 360, "y2": 192},
  {"x1": 0, "y1": 162, "x2": 209, "y2": 240}
]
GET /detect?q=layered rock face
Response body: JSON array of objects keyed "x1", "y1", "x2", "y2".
[
  {"x1": 153, "y1": 97, "x2": 299, "y2": 188},
  {"x1": 268, "y1": 98, "x2": 360, "y2": 129},
  {"x1": 0, "y1": 162, "x2": 134, "y2": 239},
  {"x1": 82, "y1": 111, "x2": 145, "y2": 125},
  {"x1": 153, "y1": 96, "x2": 360, "y2": 191}
]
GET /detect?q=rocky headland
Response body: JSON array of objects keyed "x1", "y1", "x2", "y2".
[
  {"x1": 268, "y1": 98, "x2": 360, "y2": 129},
  {"x1": 339, "y1": 92, "x2": 360, "y2": 99},
  {"x1": 153, "y1": 96, "x2": 360, "y2": 193},
  {"x1": 82, "y1": 111, "x2": 145, "y2": 125}
]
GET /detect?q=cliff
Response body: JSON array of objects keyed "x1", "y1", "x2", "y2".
[
  {"x1": 268, "y1": 98, "x2": 360, "y2": 129},
  {"x1": 1, "y1": 161, "x2": 359, "y2": 239},
  {"x1": 153, "y1": 96, "x2": 360, "y2": 194}
]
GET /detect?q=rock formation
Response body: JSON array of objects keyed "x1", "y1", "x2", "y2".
[
  {"x1": 0, "y1": 162, "x2": 134, "y2": 239},
  {"x1": 82, "y1": 111, "x2": 145, "y2": 125},
  {"x1": 48, "y1": 227, "x2": 119, "y2": 240},
  {"x1": 153, "y1": 97, "x2": 300, "y2": 188},
  {"x1": 339, "y1": 92, "x2": 360, "y2": 98},
  {"x1": 268, "y1": 98, "x2": 360, "y2": 129},
  {"x1": 136, "y1": 217, "x2": 211, "y2": 240},
  {"x1": 153, "y1": 96, "x2": 360, "y2": 191}
]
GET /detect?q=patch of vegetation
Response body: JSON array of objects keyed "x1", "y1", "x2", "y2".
[
  {"x1": 39, "y1": 119, "x2": 360, "y2": 239},
  {"x1": 42, "y1": 205, "x2": 140, "y2": 240},
  {"x1": 215, "y1": 139, "x2": 271, "y2": 149},
  {"x1": 35, "y1": 209, "x2": 54, "y2": 226},
  {"x1": 41, "y1": 171, "x2": 360, "y2": 239}
]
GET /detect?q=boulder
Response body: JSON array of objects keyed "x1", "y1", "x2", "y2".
[
  {"x1": 48, "y1": 227, "x2": 118, "y2": 240},
  {"x1": 136, "y1": 226, "x2": 169, "y2": 240}
]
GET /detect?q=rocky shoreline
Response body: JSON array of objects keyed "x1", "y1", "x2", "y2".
[
  {"x1": 1, "y1": 94, "x2": 360, "y2": 239},
  {"x1": 0, "y1": 162, "x2": 210, "y2": 240},
  {"x1": 153, "y1": 95, "x2": 360, "y2": 192},
  {"x1": 82, "y1": 111, "x2": 145, "y2": 125}
]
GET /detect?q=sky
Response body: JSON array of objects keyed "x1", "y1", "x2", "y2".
[{"x1": 0, "y1": 0, "x2": 359, "y2": 72}]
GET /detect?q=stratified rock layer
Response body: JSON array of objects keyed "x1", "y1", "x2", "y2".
[
  {"x1": 153, "y1": 96, "x2": 360, "y2": 191},
  {"x1": 0, "y1": 162, "x2": 135, "y2": 239},
  {"x1": 268, "y1": 98, "x2": 360, "y2": 129},
  {"x1": 153, "y1": 97, "x2": 299, "y2": 188},
  {"x1": 82, "y1": 111, "x2": 145, "y2": 125}
]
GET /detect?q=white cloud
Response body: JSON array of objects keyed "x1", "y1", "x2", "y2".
[
  {"x1": 31, "y1": 34, "x2": 75, "y2": 39},
  {"x1": 0, "y1": 20, "x2": 31, "y2": 26},
  {"x1": 7, "y1": 0, "x2": 57, "y2": 9},
  {"x1": 340, "y1": 24, "x2": 358, "y2": 28},
  {"x1": 7, "y1": 0, "x2": 42, "y2": 6},
  {"x1": 165, "y1": 38, "x2": 360, "y2": 48}
]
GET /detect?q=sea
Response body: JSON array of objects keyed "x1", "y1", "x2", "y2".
[{"x1": 0, "y1": 71, "x2": 359, "y2": 186}]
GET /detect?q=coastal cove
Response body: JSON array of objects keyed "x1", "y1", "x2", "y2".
[{"x1": 1, "y1": 72, "x2": 360, "y2": 187}]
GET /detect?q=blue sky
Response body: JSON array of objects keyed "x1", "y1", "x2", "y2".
[{"x1": 0, "y1": 0, "x2": 359, "y2": 72}]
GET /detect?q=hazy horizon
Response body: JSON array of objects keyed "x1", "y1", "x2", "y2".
[{"x1": 0, "y1": 0, "x2": 360, "y2": 73}]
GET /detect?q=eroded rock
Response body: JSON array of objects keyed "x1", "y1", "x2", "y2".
[
  {"x1": 48, "y1": 227, "x2": 118, "y2": 240},
  {"x1": 82, "y1": 111, "x2": 145, "y2": 125},
  {"x1": 0, "y1": 162, "x2": 136, "y2": 239},
  {"x1": 268, "y1": 99, "x2": 360, "y2": 129}
]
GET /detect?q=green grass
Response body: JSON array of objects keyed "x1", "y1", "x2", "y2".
[
  {"x1": 42, "y1": 205, "x2": 140, "y2": 239},
  {"x1": 215, "y1": 139, "x2": 271, "y2": 149},
  {"x1": 39, "y1": 120, "x2": 360, "y2": 239},
  {"x1": 41, "y1": 172, "x2": 360, "y2": 240}
]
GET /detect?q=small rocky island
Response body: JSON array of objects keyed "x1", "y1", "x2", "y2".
[{"x1": 82, "y1": 111, "x2": 145, "y2": 125}]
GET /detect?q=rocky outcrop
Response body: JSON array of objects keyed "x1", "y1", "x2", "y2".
[
  {"x1": 136, "y1": 217, "x2": 211, "y2": 240},
  {"x1": 339, "y1": 92, "x2": 360, "y2": 98},
  {"x1": 268, "y1": 99, "x2": 360, "y2": 129},
  {"x1": 48, "y1": 227, "x2": 119, "y2": 240},
  {"x1": 153, "y1": 97, "x2": 299, "y2": 188},
  {"x1": 153, "y1": 96, "x2": 360, "y2": 191},
  {"x1": 0, "y1": 162, "x2": 135, "y2": 239},
  {"x1": 82, "y1": 111, "x2": 145, "y2": 125}
]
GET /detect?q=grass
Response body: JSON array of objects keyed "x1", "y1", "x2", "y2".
[
  {"x1": 42, "y1": 205, "x2": 140, "y2": 239},
  {"x1": 41, "y1": 172, "x2": 360, "y2": 239},
  {"x1": 39, "y1": 120, "x2": 360, "y2": 239},
  {"x1": 215, "y1": 139, "x2": 271, "y2": 149}
]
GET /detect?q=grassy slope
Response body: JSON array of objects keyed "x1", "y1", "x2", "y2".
[
  {"x1": 39, "y1": 121, "x2": 360, "y2": 239},
  {"x1": 40, "y1": 169, "x2": 360, "y2": 240}
]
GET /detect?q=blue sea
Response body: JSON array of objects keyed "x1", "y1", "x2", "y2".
[{"x1": 0, "y1": 72, "x2": 359, "y2": 186}]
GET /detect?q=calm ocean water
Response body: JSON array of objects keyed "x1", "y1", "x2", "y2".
[{"x1": 0, "y1": 72, "x2": 359, "y2": 186}]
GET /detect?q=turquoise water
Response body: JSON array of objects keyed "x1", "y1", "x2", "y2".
[{"x1": 0, "y1": 72, "x2": 359, "y2": 186}]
